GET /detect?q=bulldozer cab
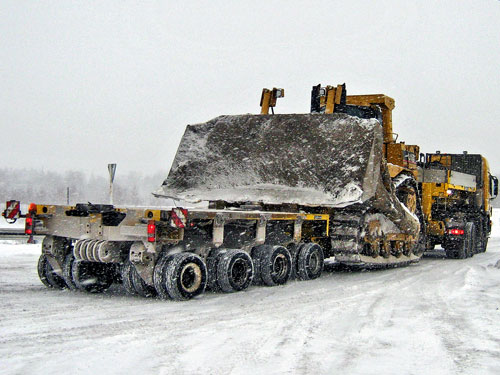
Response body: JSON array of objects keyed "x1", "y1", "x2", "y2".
[{"x1": 311, "y1": 84, "x2": 419, "y2": 176}]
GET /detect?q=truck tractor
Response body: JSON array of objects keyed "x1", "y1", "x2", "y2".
[{"x1": 421, "y1": 152, "x2": 498, "y2": 258}]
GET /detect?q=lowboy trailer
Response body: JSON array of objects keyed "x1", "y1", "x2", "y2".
[{"x1": 5, "y1": 201, "x2": 329, "y2": 300}]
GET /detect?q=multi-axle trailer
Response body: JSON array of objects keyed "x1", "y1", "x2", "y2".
[{"x1": 8, "y1": 201, "x2": 331, "y2": 299}]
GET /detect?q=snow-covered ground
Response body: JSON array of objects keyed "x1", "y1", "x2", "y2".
[{"x1": 2, "y1": 215, "x2": 500, "y2": 374}]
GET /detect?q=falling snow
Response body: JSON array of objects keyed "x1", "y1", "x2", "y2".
[{"x1": 1, "y1": 211, "x2": 500, "y2": 374}]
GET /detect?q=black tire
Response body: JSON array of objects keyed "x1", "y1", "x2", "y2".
[
  {"x1": 445, "y1": 247, "x2": 457, "y2": 259},
  {"x1": 250, "y1": 245, "x2": 266, "y2": 285},
  {"x1": 131, "y1": 265, "x2": 157, "y2": 298},
  {"x1": 155, "y1": 253, "x2": 207, "y2": 301},
  {"x1": 62, "y1": 252, "x2": 78, "y2": 290},
  {"x1": 287, "y1": 243, "x2": 302, "y2": 280},
  {"x1": 252, "y1": 245, "x2": 292, "y2": 287},
  {"x1": 296, "y1": 243, "x2": 324, "y2": 280},
  {"x1": 206, "y1": 248, "x2": 227, "y2": 292},
  {"x1": 37, "y1": 254, "x2": 67, "y2": 289},
  {"x1": 453, "y1": 223, "x2": 474, "y2": 259},
  {"x1": 72, "y1": 260, "x2": 114, "y2": 293},
  {"x1": 456, "y1": 240, "x2": 467, "y2": 259},
  {"x1": 480, "y1": 236, "x2": 488, "y2": 253},
  {"x1": 465, "y1": 222, "x2": 475, "y2": 258},
  {"x1": 216, "y1": 249, "x2": 254, "y2": 293},
  {"x1": 153, "y1": 254, "x2": 174, "y2": 300},
  {"x1": 475, "y1": 219, "x2": 488, "y2": 253},
  {"x1": 121, "y1": 260, "x2": 137, "y2": 295},
  {"x1": 37, "y1": 254, "x2": 52, "y2": 288}
]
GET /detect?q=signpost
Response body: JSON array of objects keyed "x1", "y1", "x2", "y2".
[{"x1": 108, "y1": 163, "x2": 117, "y2": 205}]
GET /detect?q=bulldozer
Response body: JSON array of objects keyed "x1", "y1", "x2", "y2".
[{"x1": 157, "y1": 83, "x2": 425, "y2": 269}]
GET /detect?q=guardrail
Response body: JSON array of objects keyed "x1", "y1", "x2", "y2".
[{"x1": 0, "y1": 228, "x2": 26, "y2": 235}]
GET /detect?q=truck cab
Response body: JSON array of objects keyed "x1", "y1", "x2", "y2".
[{"x1": 421, "y1": 151, "x2": 498, "y2": 258}]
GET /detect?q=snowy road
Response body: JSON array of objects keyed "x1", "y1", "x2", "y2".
[{"x1": 1, "y1": 239, "x2": 500, "y2": 374}]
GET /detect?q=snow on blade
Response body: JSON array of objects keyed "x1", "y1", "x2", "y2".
[{"x1": 155, "y1": 113, "x2": 382, "y2": 207}]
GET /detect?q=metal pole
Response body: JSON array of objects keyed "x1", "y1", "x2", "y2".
[
  {"x1": 66, "y1": 187, "x2": 70, "y2": 205},
  {"x1": 108, "y1": 164, "x2": 117, "y2": 205}
]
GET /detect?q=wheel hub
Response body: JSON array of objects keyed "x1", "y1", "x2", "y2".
[
  {"x1": 272, "y1": 254, "x2": 288, "y2": 279},
  {"x1": 180, "y1": 262, "x2": 202, "y2": 293},
  {"x1": 309, "y1": 252, "x2": 320, "y2": 273},
  {"x1": 230, "y1": 258, "x2": 248, "y2": 287}
]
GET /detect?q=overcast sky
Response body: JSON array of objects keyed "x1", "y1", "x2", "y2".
[{"x1": 2, "y1": 1, "x2": 500, "y2": 179}]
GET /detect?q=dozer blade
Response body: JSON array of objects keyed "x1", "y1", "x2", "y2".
[{"x1": 155, "y1": 113, "x2": 419, "y2": 235}]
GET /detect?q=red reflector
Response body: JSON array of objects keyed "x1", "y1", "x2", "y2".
[
  {"x1": 4, "y1": 200, "x2": 21, "y2": 220},
  {"x1": 25, "y1": 214, "x2": 33, "y2": 235},
  {"x1": 147, "y1": 220, "x2": 156, "y2": 242},
  {"x1": 170, "y1": 208, "x2": 188, "y2": 228},
  {"x1": 147, "y1": 221, "x2": 155, "y2": 234},
  {"x1": 24, "y1": 213, "x2": 35, "y2": 242},
  {"x1": 449, "y1": 228, "x2": 464, "y2": 235}
]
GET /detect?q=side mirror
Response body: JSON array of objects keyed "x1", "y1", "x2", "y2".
[{"x1": 491, "y1": 175, "x2": 498, "y2": 199}]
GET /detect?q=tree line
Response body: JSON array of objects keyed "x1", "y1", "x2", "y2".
[{"x1": 0, "y1": 168, "x2": 170, "y2": 206}]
